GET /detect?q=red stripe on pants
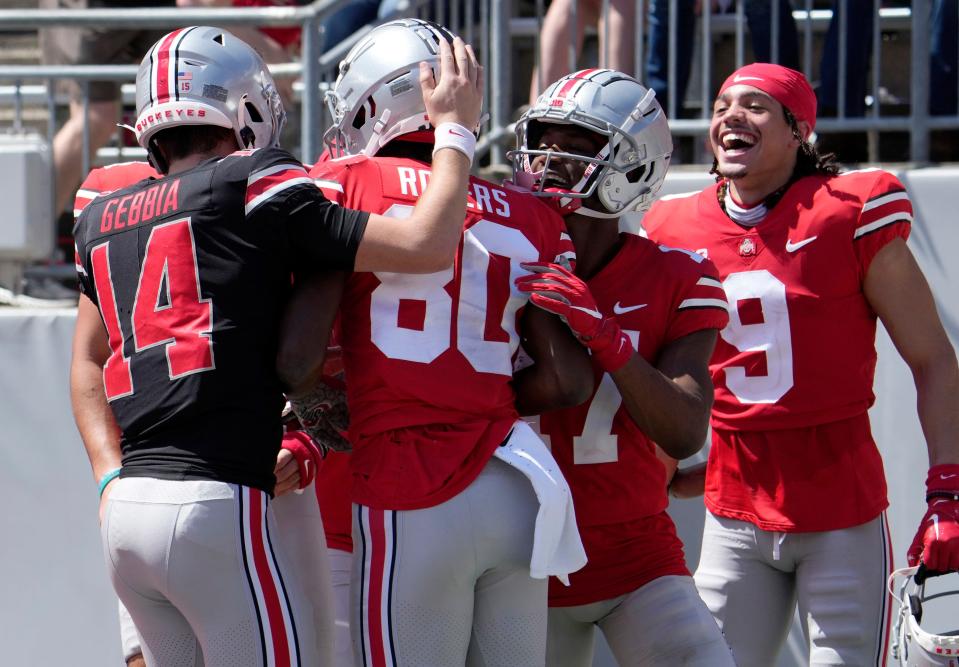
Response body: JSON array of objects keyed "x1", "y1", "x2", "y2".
[
  {"x1": 366, "y1": 508, "x2": 388, "y2": 667},
  {"x1": 249, "y1": 490, "x2": 292, "y2": 666}
]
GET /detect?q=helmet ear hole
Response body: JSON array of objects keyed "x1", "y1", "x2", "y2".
[
  {"x1": 625, "y1": 164, "x2": 647, "y2": 184},
  {"x1": 244, "y1": 101, "x2": 263, "y2": 123},
  {"x1": 352, "y1": 106, "x2": 367, "y2": 131}
]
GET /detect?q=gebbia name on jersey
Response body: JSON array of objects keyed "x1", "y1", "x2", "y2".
[{"x1": 99, "y1": 179, "x2": 181, "y2": 232}]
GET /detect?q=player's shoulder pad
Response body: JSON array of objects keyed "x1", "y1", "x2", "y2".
[
  {"x1": 75, "y1": 161, "x2": 159, "y2": 216},
  {"x1": 216, "y1": 146, "x2": 306, "y2": 181},
  {"x1": 309, "y1": 154, "x2": 374, "y2": 199},
  {"x1": 657, "y1": 189, "x2": 702, "y2": 203},
  {"x1": 652, "y1": 239, "x2": 714, "y2": 272},
  {"x1": 834, "y1": 167, "x2": 908, "y2": 200},
  {"x1": 643, "y1": 189, "x2": 702, "y2": 233},
  {"x1": 308, "y1": 153, "x2": 368, "y2": 177}
]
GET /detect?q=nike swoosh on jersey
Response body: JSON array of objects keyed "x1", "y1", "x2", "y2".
[
  {"x1": 941, "y1": 473, "x2": 958, "y2": 479},
  {"x1": 733, "y1": 74, "x2": 764, "y2": 82},
  {"x1": 785, "y1": 236, "x2": 818, "y2": 253},
  {"x1": 613, "y1": 302, "x2": 648, "y2": 315}
]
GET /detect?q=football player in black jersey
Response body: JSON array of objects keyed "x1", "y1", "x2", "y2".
[{"x1": 70, "y1": 26, "x2": 482, "y2": 666}]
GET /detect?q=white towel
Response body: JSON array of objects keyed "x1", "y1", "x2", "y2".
[{"x1": 493, "y1": 420, "x2": 587, "y2": 585}]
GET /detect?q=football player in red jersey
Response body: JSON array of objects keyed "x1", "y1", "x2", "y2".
[
  {"x1": 70, "y1": 25, "x2": 484, "y2": 666},
  {"x1": 643, "y1": 63, "x2": 959, "y2": 666},
  {"x1": 509, "y1": 69, "x2": 735, "y2": 667},
  {"x1": 278, "y1": 19, "x2": 593, "y2": 667}
]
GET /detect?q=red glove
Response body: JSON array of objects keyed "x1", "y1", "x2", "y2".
[
  {"x1": 907, "y1": 463, "x2": 959, "y2": 573},
  {"x1": 514, "y1": 261, "x2": 634, "y2": 373},
  {"x1": 280, "y1": 431, "x2": 322, "y2": 489}
]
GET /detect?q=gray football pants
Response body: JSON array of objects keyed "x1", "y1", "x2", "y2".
[
  {"x1": 103, "y1": 478, "x2": 331, "y2": 666},
  {"x1": 547, "y1": 575, "x2": 736, "y2": 667},
  {"x1": 694, "y1": 511, "x2": 894, "y2": 667},
  {"x1": 351, "y1": 456, "x2": 547, "y2": 667}
]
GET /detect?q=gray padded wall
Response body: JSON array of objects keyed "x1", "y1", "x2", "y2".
[{"x1": 1, "y1": 167, "x2": 957, "y2": 666}]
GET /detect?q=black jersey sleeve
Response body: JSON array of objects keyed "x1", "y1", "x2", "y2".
[
  {"x1": 285, "y1": 196, "x2": 368, "y2": 272},
  {"x1": 215, "y1": 147, "x2": 368, "y2": 272},
  {"x1": 72, "y1": 211, "x2": 97, "y2": 304}
]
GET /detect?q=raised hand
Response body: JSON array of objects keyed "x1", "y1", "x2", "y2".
[{"x1": 420, "y1": 35, "x2": 484, "y2": 132}]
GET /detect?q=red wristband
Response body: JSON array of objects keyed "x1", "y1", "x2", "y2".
[
  {"x1": 281, "y1": 431, "x2": 322, "y2": 489},
  {"x1": 927, "y1": 463, "x2": 959, "y2": 498}
]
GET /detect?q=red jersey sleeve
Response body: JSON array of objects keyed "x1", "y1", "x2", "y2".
[
  {"x1": 309, "y1": 159, "x2": 349, "y2": 206},
  {"x1": 74, "y1": 169, "x2": 104, "y2": 219},
  {"x1": 74, "y1": 162, "x2": 159, "y2": 219},
  {"x1": 852, "y1": 171, "x2": 912, "y2": 276},
  {"x1": 664, "y1": 254, "x2": 730, "y2": 343}
]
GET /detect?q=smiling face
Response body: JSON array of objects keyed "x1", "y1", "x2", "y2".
[
  {"x1": 530, "y1": 123, "x2": 607, "y2": 192},
  {"x1": 710, "y1": 85, "x2": 804, "y2": 201}
]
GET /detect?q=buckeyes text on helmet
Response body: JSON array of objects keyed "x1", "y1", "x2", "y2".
[
  {"x1": 323, "y1": 19, "x2": 463, "y2": 158},
  {"x1": 133, "y1": 26, "x2": 286, "y2": 162},
  {"x1": 510, "y1": 69, "x2": 673, "y2": 219}
]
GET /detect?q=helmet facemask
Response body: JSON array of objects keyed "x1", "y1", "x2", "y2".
[
  {"x1": 889, "y1": 566, "x2": 959, "y2": 666},
  {"x1": 509, "y1": 69, "x2": 672, "y2": 219}
]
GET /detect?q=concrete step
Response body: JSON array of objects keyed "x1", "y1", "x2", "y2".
[{"x1": 0, "y1": 32, "x2": 41, "y2": 66}]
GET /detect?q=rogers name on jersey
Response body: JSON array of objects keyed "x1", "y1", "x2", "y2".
[{"x1": 397, "y1": 166, "x2": 512, "y2": 218}]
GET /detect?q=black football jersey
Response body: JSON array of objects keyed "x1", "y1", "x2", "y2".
[{"x1": 73, "y1": 147, "x2": 368, "y2": 491}]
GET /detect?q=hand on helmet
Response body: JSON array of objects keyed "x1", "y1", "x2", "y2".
[
  {"x1": 907, "y1": 464, "x2": 959, "y2": 573},
  {"x1": 420, "y1": 36, "x2": 484, "y2": 133},
  {"x1": 514, "y1": 261, "x2": 634, "y2": 373}
]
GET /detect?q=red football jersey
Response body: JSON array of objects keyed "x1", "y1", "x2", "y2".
[
  {"x1": 309, "y1": 155, "x2": 574, "y2": 511},
  {"x1": 314, "y1": 451, "x2": 353, "y2": 552},
  {"x1": 74, "y1": 161, "x2": 159, "y2": 217},
  {"x1": 540, "y1": 234, "x2": 729, "y2": 606},
  {"x1": 643, "y1": 169, "x2": 912, "y2": 531}
]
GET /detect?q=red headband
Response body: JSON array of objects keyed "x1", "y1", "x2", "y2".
[{"x1": 719, "y1": 63, "x2": 817, "y2": 135}]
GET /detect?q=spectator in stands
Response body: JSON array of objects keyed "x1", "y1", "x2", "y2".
[
  {"x1": 817, "y1": 0, "x2": 873, "y2": 118},
  {"x1": 176, "y1": 0, "x2": 310, "y2": 105},
  {"x1": 930, "y1": 0, "x2": 957, "y2": 117},
  {"x1": 528, "y1": 0, "x2": 637, "y2": 105},
  {"x1": 39, "y1": 0, "x2": 173, "y2": 279},
  {"x1": 322, "y1": 0, "x2": 380, "y2": 51},
  {"x1": 930, "y1": 0, "x2": 958, "y2": 161},
  {"x1": 645, "y1": 0, "x2": 798, "y2": 118}
]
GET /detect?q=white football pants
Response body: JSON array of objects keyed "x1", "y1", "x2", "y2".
[
  {"x1": 694, "y1": 511, "x2": 894, "y2": 667},
  {"x1": 546, "y1": 574, "x2": 736, "y2": 667}
]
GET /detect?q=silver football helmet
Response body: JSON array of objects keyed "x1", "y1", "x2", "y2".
[
  {"x1": 133, "y1": 26, "x2": 285, "y2": 162},
  {"x1": 890, "y1": 566, "x2": 959, "y2": 666},
  {"x1": 323, "y1": 18, "x2": 457, "y2": 157},
  {"x1": 510, "y1": 69, "x2": 672, "y2": 218}
]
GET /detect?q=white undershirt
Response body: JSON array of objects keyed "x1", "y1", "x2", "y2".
[{"x1": 724, "y1": 190, "x2": 768, "y2": 227}]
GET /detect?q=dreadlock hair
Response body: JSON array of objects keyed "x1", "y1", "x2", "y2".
[
  {"x1": 783, "y1": 107, "x2": 842, "y2": 177},
  {"x1": 709, "y1": 106, "x2": 842, "y2": 181}
]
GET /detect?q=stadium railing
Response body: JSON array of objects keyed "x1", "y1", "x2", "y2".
[{"x1": 0, "y1": 0, "x2": 956, "y2": 173}]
